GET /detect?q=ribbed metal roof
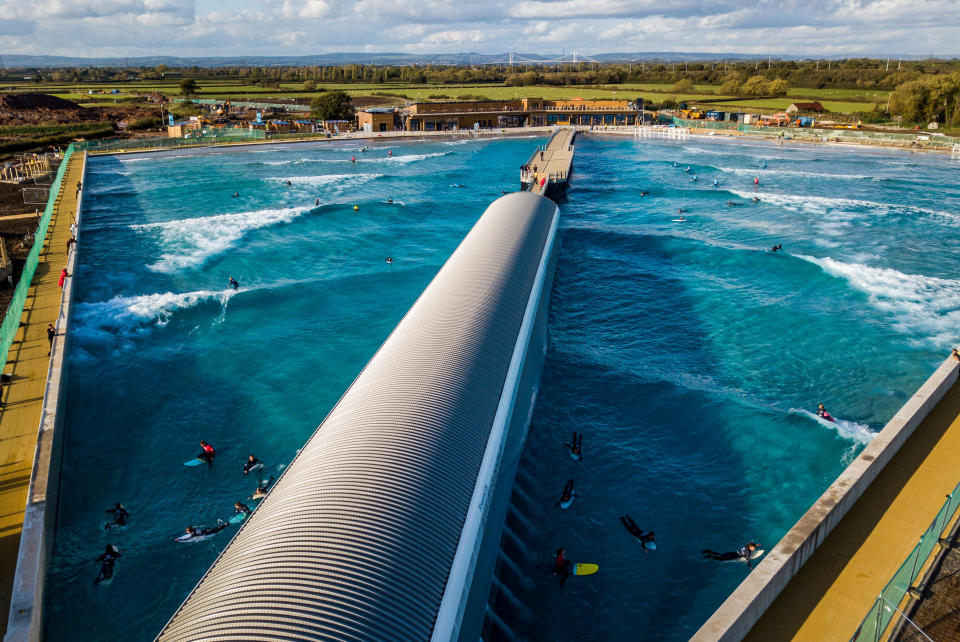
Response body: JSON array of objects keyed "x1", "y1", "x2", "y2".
[{"x1": 157, "y1": 191, "x2": 559, "y2": 642}]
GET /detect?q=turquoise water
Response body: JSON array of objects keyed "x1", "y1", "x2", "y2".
[{"x1": 45, "y1": 135, "x2": 959, "y2": 640}]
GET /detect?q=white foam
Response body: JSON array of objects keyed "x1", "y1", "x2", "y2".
[
  {"x1": 797, "y1": 254, "x2": 960, "y2": 344},
  {"x1": 790, "y1": 408, "x2": 875, "y2": 444},
  {"x1": 131, "y1": 206, "x2": 309, "y2": 272},
  {"x1": 727, "y1": 189, "x2": 957, "y2": 223},
  {"x1": 718, "y1": 167, "x2": 870, "y2": 181},
  {"x1": 265, "y1": 173, "x2": 382, "y2": 188},
  {"x1": 78, "y1": 288, "x2": 237, "y2": 330}
]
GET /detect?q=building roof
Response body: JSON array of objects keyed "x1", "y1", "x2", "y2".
[
  {"x1": 156, "y1": 191, "x2": 560, "y2": 642},
  {"x1": 364, "y1": 107, "x2": 396, "y2": 114},
  {"x1": 789, "y1": 102, "x2": 825, "y2": 111}
]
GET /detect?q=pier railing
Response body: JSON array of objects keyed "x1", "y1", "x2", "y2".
[
  {"x1": 850, "y1": 478, "x2": 960, "y2": 642},
  {"x1": 0, "y1": 144, "x2": 73, "y2": 373}
]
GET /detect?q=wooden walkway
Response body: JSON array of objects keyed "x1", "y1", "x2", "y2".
[
  {"x1": 746, "y1": 380, "x2": 960, "y2": 641},
  {"x1": 0, "y1": 154, "x2": 81, "y2": 637},
  {"x1": 525, "y1": 129, "x2": 575, "y2": 195}
]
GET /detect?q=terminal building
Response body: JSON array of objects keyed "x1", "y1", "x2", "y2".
[{"x1": 404, "y1": 98, "x2": 640, "y2": 131}]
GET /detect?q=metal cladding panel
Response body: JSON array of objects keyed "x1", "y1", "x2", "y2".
[{"x1": 157, "y1": 191, "x2": 559, "y2": 642}]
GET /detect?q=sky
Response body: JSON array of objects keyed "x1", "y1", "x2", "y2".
[{"x1": 0, "y1": 0, "x2": 958, "y2": 58}]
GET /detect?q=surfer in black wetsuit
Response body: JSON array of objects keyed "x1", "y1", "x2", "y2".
[
  {"x1": 564, "y1": 432, "x2": 583, "y2": 461},
  {"x1": 251, "y1": 476, "x2": 274, "y2": 500},
  {"x1": 104, "y1": 503, "x2": 129, "y2": 530},
  {"x1": 640, "y1": 190, "x2": 649, "y2": 197},
  {"x1": 234, "y1": 502, "x2": 251, "y2": 516},
  {"x1": 555, "y1": 479, "x2": 576, "y2": 508},
  {"x1": 727, "y1": 200, "x2": 742, "y2": 206},
  {"x1": 94, "y1": 545, "x2": 122, "y2": 585},
  {"x1": 285, "y1": 179, "x2": 292, "y2": 186},
  {"x1": 770, "y1": 244, "x2": 783, "y2": 252},
  {"x1": 232, "y1": 192, "x2": 239, "y2": 198},
  {"x1": 177, "y1": 521, "x2": 228, "y2": 542},
  {"x1": 243, "y1": 455, "x2": 261, "y2": 475},
  {"x1": 619, "y1": 515, "x2": 656, "y2": 553},
  {"x1": 553, "y1": 548, "x2": 573, "y2": 586},
  {"x1": 817, "y1": 403, "x2": 828, "y2": 418},
  {"x1": 228, "y1": 276, "x2": 239, "y2": 290},
  {"x1": 702, "y1": 542, "x2": 759, "y2": 568}
]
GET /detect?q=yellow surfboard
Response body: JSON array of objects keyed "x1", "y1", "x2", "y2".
[{"x1": 572, "y1": 563, "x2": 599, "y2": 576}]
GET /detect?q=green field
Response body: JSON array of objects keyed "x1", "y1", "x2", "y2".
[{"x1": 1, "y1": 79, "x2": 879, "y2": 115}]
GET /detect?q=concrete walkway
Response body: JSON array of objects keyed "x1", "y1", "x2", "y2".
[
  {"x1": 529, "y1": 129, "x2": 575, "y2": 195},
  {"x1": 0, "y1": 154, "x2": 81, "y2": 637},
  {"x1": 746, "y1": 380, "x2": 960, "y2": 641}
]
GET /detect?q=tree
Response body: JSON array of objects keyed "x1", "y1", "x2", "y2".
[
  {"x1": 310, "y1": 91, "x2": 355, "y2": 121},
  {"x1": 303, "y1": 80, "x2": 317, "y2": 91},
  {"x1": 768, "y1": 79, "x2": 789, "y2": 96},
  {"x1": 180, "y1": 78, "x2": 198, "y2": 97},
  {"x1": 740, "y1": 75, "x2": 770, "y2": 96},
  {"x1": 672, "y1": 78, "x2": 694, "y2": 92}
]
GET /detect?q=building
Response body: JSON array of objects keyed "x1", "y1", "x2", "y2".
[
  {"x1": 166, "y1": 120, "x2": 202, "y2": 137},
  {"x1": 358, "y1": 108, "x2": 399, "y2": 132},
  {"x1": 293, "y1": 120, "x2": 317, "y2": 134},
  {"x1": 786, "y1": 102, "x2": 825, "y2": 114},
  {"x1": 404, "y1": 98, "x2": 639, "y2": 131}
]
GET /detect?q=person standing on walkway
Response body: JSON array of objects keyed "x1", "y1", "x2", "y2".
[
  {"x1": 58, "y1": 268, "x2": 68, "y2": 288},
  {"x1": 66, "y1": 236, "x2": 76, "y2": 253},
  {"x1": 47, "y1": 324, "x2": 56, "y2": 352}
]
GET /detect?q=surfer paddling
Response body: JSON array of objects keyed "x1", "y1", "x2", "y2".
[
  {"x1": 104, "y1": 502, "x2": 129, "y2": 530},
  {"x1": 816, "y1": 404, "x2": 834, "y2": 422},
  {"x1": 197, "y1": 440, "x2": 215, "y2": 466},
  {"x1": 243, "y1": 454, "x2": 262, "y2": 475},
  {"x1": 564, "y1": 432, "x2": 583, "y2": 461},
  {"x1": 619, "y1": 515, "x2": 656, "y2": 553},
  {"x1": 94, "y1": 545, "x2": 122, "y2": 585},
  {"x1": 555, "y1": 479, "x2": 577, "y2": 509},
  {"x1": 702, "y1": 542, "x2": 760, "y2": 568},
  {"x1": 553, "y1": 548, "x2": 573, "y2": 586},
  {"x1": 176, "y1": 521, "x2": 228, "y2": 542}
]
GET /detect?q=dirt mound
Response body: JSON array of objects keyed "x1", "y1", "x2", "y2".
[{"x1": 0, "y1": 93, "x2": 81, "y2": 111}]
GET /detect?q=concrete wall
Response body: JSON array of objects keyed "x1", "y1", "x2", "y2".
[
  {"x1": 4, "y1": 152, "x2": 86, "y2": 642},
  {"x1": 692, "y1": 355, "x2": 960, "y2": 642}
]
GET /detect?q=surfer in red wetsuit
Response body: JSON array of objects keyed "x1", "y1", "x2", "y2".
[
  {"x1": 553, "y1": 548, "x2": 572, "y2": 585},
  {"x1": 816, "y1": 404, "x2": 834, "y2": 422},
  {"x1": 198, "y1": 440, "x2": 215, "y2": 466}
]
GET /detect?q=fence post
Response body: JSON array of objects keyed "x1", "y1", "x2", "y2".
[
  {"x1": 909, "y1": 538, "x2": 923, "y2": 584},
  {"x1": 937, "y1": 494, "x2": 952, "y2": 538}
]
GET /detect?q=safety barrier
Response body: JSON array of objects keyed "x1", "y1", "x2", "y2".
[
  {"x1": 851, "y1": 480, "x2": 960, "y2": 642},
  {"x1": 76, "y1": 130, "x2": 265, "y2": 153},
  {"x1": 0, "y1": 144, "x2": 73, "y2": 373}
]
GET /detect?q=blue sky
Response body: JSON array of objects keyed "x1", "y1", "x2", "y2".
[{"x1": 0, "y1": 0, "x2": 957, "y2": 58}]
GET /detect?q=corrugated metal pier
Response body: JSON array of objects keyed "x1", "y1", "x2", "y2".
[{"x1": 157, "y1": 187, "x2": 564, "y2": 642}]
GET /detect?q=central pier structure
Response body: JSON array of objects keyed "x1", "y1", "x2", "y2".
[{"x1": 158, "y1": 174, "x2": 564, "y2": 638}]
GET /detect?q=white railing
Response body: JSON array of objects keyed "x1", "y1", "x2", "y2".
[{"x1": 635, "y1": 125, "x2": 690, "y2": 141}]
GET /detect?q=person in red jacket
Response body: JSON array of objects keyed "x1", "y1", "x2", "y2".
[{"x1": 198, "y1": 440, "x2": 215, "y2": 466}]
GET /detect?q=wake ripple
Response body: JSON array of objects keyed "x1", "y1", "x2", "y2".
[{"x1": 790, "y1": 408, "x2": 874, "y2": 444}]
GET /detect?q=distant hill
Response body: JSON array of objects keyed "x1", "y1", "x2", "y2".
[{"x1": 1, "y1": 52, "x2": 951, "y2": 68}]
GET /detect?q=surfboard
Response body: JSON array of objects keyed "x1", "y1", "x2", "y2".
[
  {"x1": 572, "y1": 563, "x2": 599, "y2": 576},
  {"x1": 184, "y1": 458, "x2": 206, "y2": 467},
  {"x1": 723, "y1": 549, "x2": 764, "y2": 563},
  {"x1": 644, "y1": 541, "x2": 657, "y2": 551},
  {"x1": 568, "y1": 450, "x2": 582, "y2": 461},
  {"x1": 245, "y1": 463, "x2": 264, "y2": 474},
  {"x1": 671, "y1": 219, "x2": 687, "y2": 222},
  {"x1": 229, "y1": 513, "x2": 248, "y2": 524},
  {"x1": 820, "y1": 412, "x2": 835, "y2": 423},
  {"x1": 558, "y1": 493, "x2": 576, "y2": 510}
]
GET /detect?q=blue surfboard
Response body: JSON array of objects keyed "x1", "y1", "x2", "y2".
[{"x1": 184, "y1": 458, "x2": 205, "y2": 467}]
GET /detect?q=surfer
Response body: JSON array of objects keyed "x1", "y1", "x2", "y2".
[
  {"x1": 712, "y1": 178, "x2": 719, "y2": 188},
  {"x1": 673, "y1": 161, "x2": 679, "y2": 167},
  {"x1": 952, "y1": 348, "x2": 959, "y2": 362},
  {"x1": 387, "y1": 197, "x2": 394, "y2": 204},
  {"x1": 285, "y1": 180, "x2": 292, "y2": 186},
  {"x1": 702, "y1": 542, "x2": 760, "y2": 568},
  {"x1": 243, "y1": 454, "x2": 261, "y2": 475},
  {"x1": 555, "y1": 479, "x2": 576, "y2": 509},
  {"x1": 94, "y1": 545, "x2": 122, "y2": 585},
  {"x1": 104, "y1": 502, "x2": 129, "y2": 530},
  {"x1": 228, "y1": 276, "x2": 239, "y2": 290},
  {"x1": 754, "y1": 176, "x2": 760, "y2": 188},
  {"x1": 388, "y1": 150, "x2": 392, "y2": 157},
  {"x1": 690, "y1": 175, "x2": 699, "y2": 182},
  {"x1": 816, "y1": 404, "x2": 834, "y2": 422},
  {"x1": 176, "y1": 521, "x2": 228, "y2": 542},
  {"x1": 770, "y1": 244, "x2": 783, "y2": 252},
  {"x1": 619, "y1": 515, "x2": 656, "y2": 553},
  {"x1": 684, "y1": 166, "x2": 691, "y2": 173},
  {"x1": 232, "y1": 192, "x2": 239, "y2": 198},
  {"x1": 234, "y1": 502, "x2": 252, "y2": 517},
  {"x1": 762, "y1": 161, "x2": 767, "y2": 169},
  {"x1": 640, "y1": 190, "x2": 649, "y2": 197},
  {"x1": 251, "y1": 476, "x2": 275, "y2": 500},
  {"x1": 315, "y1": 198, "x2": 320, "y2": 206},
  {"x1": 198, "y1": 440, "x2": 215, "y2": 466},
  {"x1": 752, "y1": 195, "x2": 760, "y2": 203},
  {"x1": 726, "y1": 200, "x2": 742, "y2": 207},
  {"x1": 553, "y1": 548, "x2": 573, "y2": 586},
  {"x1": 678, "y1": 208, "x2": 686, "y2": 216},
  {"x1": 564, "y1": 432, "x2": 583, "y2": 461},
  {"x1": 385, "y1": 257, "x2": 393, "y2": 264},
  {"x1": 677, "y1": 216, "x2": 686, "y2": 222}
]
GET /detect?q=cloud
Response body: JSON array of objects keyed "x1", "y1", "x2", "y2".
[{"x1": 0, "y1": 0, "x2": 958, "y2": 56}]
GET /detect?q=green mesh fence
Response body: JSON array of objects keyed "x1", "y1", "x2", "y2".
[
  {"x1": 0, "y1": 144, "x2": 74, "y2": 373},
  {"x1": 851, "y1": 478, "x2": 960, "y2": 641},
  {"x1": 77, "y1": 128, "x2": 265, "y2": 153}
]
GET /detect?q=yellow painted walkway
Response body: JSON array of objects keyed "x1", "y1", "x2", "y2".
[
  {"x1": 0, "y1": 154, "x2": 81, "y2": 636},
  {"x1": 747, "y1": 380, "x2": 960, "y2": 641}
]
